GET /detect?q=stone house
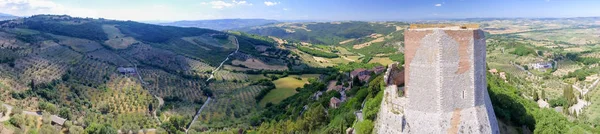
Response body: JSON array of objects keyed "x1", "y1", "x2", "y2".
[
  {"x1": 117, "y1": 67, "x2": 136, "y2": 75},
  {"x1": 329, "y1": 97, "x2": 342, "y2": 109},
  {"x1": 372, "y1": 66, "x2": 386, "y2": 74},
  {"x1": 350, "y1": 68, "x2": 371, "y2": 79}
]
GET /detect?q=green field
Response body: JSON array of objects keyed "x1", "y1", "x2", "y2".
[{"x1": 259, "y1": 74, "x2": 319, "y2": 107}]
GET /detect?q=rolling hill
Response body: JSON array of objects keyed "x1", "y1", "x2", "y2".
[
  {"x1": 0, "y1": 13, "x2": 18, "y2": 21},
  {"x1": 0, "y1": 15, "x2": 303, "y2": 133}
]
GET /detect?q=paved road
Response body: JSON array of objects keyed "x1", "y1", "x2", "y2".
[
  {"x1": 207, "y1": 35, "x2": 239, "y2": 82},
  {"x1": 0, "y1": 104, "x2": 13, "y2": 122},
  {"x1": 0, "y1": 104, "x2": 66, "y2": 124},
  {"x1": 152, "y1": 95, "x2": 164, "y2": 125},
  {"x1": 185, "y1": 97, "x2": 211, "y2": 133}
]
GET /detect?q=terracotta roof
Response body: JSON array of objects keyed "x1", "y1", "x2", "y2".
[
  {"x1": 330, "y1": 97, "x2": 341, "y2": 103},
  {"x1": 351, "y1": 68, "x2": 367, "y2": 76},
  {"x1": 409, "y1": 24, "x2": 479, "y2": 29}
]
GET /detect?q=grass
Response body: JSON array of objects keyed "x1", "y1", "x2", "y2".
[
  {"x1": 517, "y1": 28, "x2": 600, "y2": 45},
  {"x1": 258, "y1": 74, "x2": 319, "y2": 107},
  {"x1": 368, "y1": 57, "x2": 394, "y2": 66},
  {"x1": 582, "y1": 85, "x2": 600, "y2": 124}
]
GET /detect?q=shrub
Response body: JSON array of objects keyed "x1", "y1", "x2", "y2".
[
  {"x1": 548, "y1": 97, "x2": 567, "y2": 107},
  {"x1": 363, "y1": 91, "x2": 383, "y2": 120},
  {"x1": 355, "y1": 120, "x2": 374, "y2": 134}
]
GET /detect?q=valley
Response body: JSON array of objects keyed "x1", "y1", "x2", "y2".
[{"x1": 0, "y1": 14, "x2": 599, "y2": 134}]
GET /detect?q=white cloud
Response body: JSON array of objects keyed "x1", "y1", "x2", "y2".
[
  {"x1": 264, "y1": 1, "x2": 280, "y2": 6},
  {"x1": 283, "y1": 8, "x2": 288, "y2": 11},
  {"x1": 0, "y1": 0, "x2": 96, "y2": 17},
  {"x1": 435, "y1": 3, "x2": 442, "y2": 7},
  {"x1": 201, "y1": 0, "x2": 252, "y2": 9}
]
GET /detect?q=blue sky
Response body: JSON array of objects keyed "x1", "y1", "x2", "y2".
[{"x1": 0, "y1": 0, "x2": 599, "y2": 21}]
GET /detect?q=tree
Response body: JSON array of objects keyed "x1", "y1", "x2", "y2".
[
  {"x1": 161, "y1": 115, "x2": 188, "y2": 134},
  {"x1": 69, "y1": 126, "x2": 85, "y2": 134},
  {"x1": 0, "y1": 103, "x2": 7, "y2": 116},
  {"x1": 541, "y1": 90, "x2": 546, "y2": 101},
  {"x1": 42, "y1": 112, "x2": 51, "y2": 124},
  {"x1": 38, "y1": 102, "x2": 58, "y2": 114},
  {"x1": 40, "y1": 124, "x2": 59, "y2": 134},
  {"x1": 563, "y1": 86, "x2": 577, "y2": 107},
  {"x1": 364, "y1": 92, "x2": 383, "y2": 120},
  {"x1": 203, "y1": 88, "x2": 214, "y2": 97},
  {"x1": 59, "y1": 108, "x2": 73, "y2": 120},
  {"x1": 533, "y1": 90, "x2": 539, "y2": 101},
  {"x1": 355, "y1": 120, "x2": 374, "y2": 134},
  {"x1": 85, "y1": 123, "x2": 117, "y2": 134},
  {"x1": 533, "y1": 109, "x2": 568, "y2": 134},
  {"x1": 303, "y1": 104, "x2": 327, "y2": 132},
  {"x1": 9, "y1": 114, "x2": 25, "y2": 128},
  {"x1": 99, "y1": 125, "x2": 117, "y2": 134},
  {"x1": 352, "y1": 76, "x2": 362, "y2": 87}
]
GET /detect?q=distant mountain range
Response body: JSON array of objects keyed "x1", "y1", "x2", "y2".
[
  {"x1": 160, "y1": 19, "x2": 279, "y2": 31},
  {"x1": 0, "y1": 13, "x2": 18, "y2": 21}
]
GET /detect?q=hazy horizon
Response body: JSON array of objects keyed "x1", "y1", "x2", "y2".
[{"x1": 1, "y1": 0, "x2": 600, "y2": 22}]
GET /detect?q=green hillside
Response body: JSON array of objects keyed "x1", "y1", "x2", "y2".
[{"x1": 0, "y1": 15, "x2": 305, "y2": 133}]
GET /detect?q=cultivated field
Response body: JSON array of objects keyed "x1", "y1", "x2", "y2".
[{"x1": 258, "y1": 74, "x2": 319, "y2": 107}]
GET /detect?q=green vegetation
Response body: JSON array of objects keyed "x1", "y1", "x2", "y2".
[
  {"x1": 23, "y1": 16, "x2": 107, "y2": 41},
  {"x1": 253, "y1": 79, "x2": 276, "y2": 101},
  {"x1": 563, "y1": 66, "x2": 600, "y2": 81},
  {"x1": 250, "y1": 72, "x2": 385, "y2": 133},
  {"x1": 297, "y1": 46, "x2": 339, "y2": 58},
  {"x1": 258, "y1": 75, "x2": 316, "y2": 107},
  {"x1": 388, "y1": 53, "x2": 405, "y2": 64},
  {"x1": 510, "y1": 45, "x2": 535, "y2": 56},
  {"x1": 355, "y1": 120, "x2": 374, "y2": 134},
  {"x1": 244, "y1": 22, "x2": 396, "y2": 45},
  {"x1": 334, "y1": 62, "x2": 383, "y2": 72},
  {"x1": 487, "y1": 72, "x2": 597, "y2": 133}
]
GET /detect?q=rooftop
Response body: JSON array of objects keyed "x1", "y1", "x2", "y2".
[{"x1": 408, "y1": 24, "x2": 479, "y2": 30}]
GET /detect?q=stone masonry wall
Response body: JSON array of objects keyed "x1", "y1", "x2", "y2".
[{"x1": 374, "y1": 25, "x2": 499, "y2": 134}]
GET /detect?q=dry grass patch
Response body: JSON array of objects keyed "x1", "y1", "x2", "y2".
[
  {"x1": 369, "y1": 57, "x2": 394, "y2": 66},
  {"x1": 102, "y1": 25, "x2": 139, "y2": 49},
  {"x1": 339, "y1": 39, "x2": 356, "y2": 44},
  {"x1": 353, "y1": 34, "x2": 385, "y2": 49}
]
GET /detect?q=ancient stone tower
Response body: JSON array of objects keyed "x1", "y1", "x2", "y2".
[{"x1": 402, "y1": 24, "x2": 499, "y2": 133}]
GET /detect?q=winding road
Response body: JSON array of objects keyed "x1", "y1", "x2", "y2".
[
  {"x1": 0, "y1": 104, "x2": 67, "y2": 124},
  {"x1": 185, "y1": 35, "x2": 239, "y2": 133},
  {"x1": 185, "y1": 97, "x2": 211, "y2": 133},
  {"x1": 207, "y1": 36, "x2": 239, "y2": 82}
]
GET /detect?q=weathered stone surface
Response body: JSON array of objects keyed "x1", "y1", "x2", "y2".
[{"x1": 375, "y1": 25, "x2": 499, "y2": 134}]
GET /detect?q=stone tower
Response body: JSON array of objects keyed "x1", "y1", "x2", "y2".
[{"x1": 402, "y1": 24, "x2": 499, "y2": 134}]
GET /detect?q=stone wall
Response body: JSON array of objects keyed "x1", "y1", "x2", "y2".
[{"x1": 374, "y1": 25, "x2": 499, "y2": 134}]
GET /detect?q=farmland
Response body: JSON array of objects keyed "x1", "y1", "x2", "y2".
[
  {"x1": 258, "y1": 74, "x2": 319, "y2": 107},
  {"x1": 0, "y1": 15, "x2": 306, "y2": 133}
]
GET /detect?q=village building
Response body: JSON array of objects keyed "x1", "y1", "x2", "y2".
[
  {"x1": 312, "y1": 91, "x2": 323, "y2": 100},
  {"x1": 117, "y1": 67, "x2": 136, "y2": 75},
  {"x1": 488, "y1": 68, "x2": 498, "y2": 74},
  {"x1": 372, "y1": 66, "x2": 386, "y2": 74},
  {"x1": 329, "y1": 97, "x2": 342, "y2": 109},
  {"x1": 531, "y1": 62, "x2": 552, "y2": 69}
]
